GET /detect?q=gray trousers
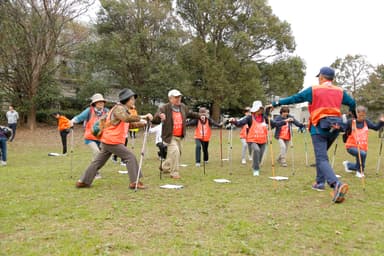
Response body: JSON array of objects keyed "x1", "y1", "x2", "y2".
[
  {"x1": 250, "y1": 142, "x2": 266, "y2": 170},
  {"x1": 80, "y1": 143, "x2": 141, "y2": 185}
]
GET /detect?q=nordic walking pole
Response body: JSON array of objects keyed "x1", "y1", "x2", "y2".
[
  {"x1": 70, "y1": 127, "x2": 74, "y2": 179},
  {"x1": 303, "y1": 130, "x2": 309, "y2": 167},
  {"x1": 135, "y1": 121, "x2": 150, "y2": 192},
  {"x1": 267, "y1": 115, "x2": 277, "y2": 190},
  {"x1": 376, "y1": 133, "x2": 383, "y2": 175},
  {"x1": 201, "y1": 117, "x2": 206, "y2": 176},
  {"x1": 229, "y1": 124, "x2": 233, "y2": 175},
  {"x1": 289, "y1": 122, "x2": 295, "y2": 176},
  {"x1": 352, "y1": 120, "x2": 366, "y2": 190},
  {"x1": 220, "y1": 127, "x2": 223, "y2": 167}
]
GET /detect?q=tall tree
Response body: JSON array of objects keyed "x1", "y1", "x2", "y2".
[
  {"x1": 0, "y1": 0, "x2": 94, "y2": 130},
  {"x1": 332, "y1": 54, "x2": 373, "y2": 96},
  {"x1": 94, "y1": 0, "x2": 185, "y2": 105},
  {"x1": 176, "y1": 0, "x2": 298, "y2": 121}
]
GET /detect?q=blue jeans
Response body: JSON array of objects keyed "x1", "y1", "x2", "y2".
[
  {"x1": 347, "y1": 147, "x2": 367, "y2": 172},
  {"x1": 195, "y1": 139, "x2": 209, "y2": 163},
  {"x1": 8, "y1": 123, "x2": 17, "y2": 141},
  {"x1": 250, "y1": 142, "x2": 266, "y2": 171},
  {"x1": 311, "y1": 134, "x2": 339, "y2": 187},
  {"x1": 0, "y1": 137, "x2": 7, "y2": 161}
]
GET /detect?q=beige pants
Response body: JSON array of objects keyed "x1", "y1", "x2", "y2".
[{"x1": 162, "y1": 136, "x2": 182, "y2": 177}]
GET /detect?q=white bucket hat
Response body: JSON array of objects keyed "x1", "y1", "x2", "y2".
[
  {"x1": 90, "y1": 93, "x2": 106, "y2": 105},
  {"x1": 168, "y1": 89, "x2": 182, "y2": 97},
  {"x1": 250, "y1": 101, "x2": 263, "y2": 112}
]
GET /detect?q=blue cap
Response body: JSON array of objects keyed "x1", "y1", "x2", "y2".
[{"x1": 316, "y1": 67, "x2": 335, "y2": 79}]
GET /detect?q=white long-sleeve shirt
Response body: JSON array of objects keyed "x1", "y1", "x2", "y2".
[{"x1": 149, "y1": 123, "x2": 163, "y2": 144}]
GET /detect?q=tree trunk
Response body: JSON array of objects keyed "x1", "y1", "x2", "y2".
[
  {"x1": 27, "y1": 104, "x2": 37, "y2": 130},
  {"x1": 211, "y1": 101, "x2": 222, "y2": 123}
]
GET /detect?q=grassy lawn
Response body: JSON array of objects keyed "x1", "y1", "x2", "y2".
[{"x1": 1, "y1": 125, "x2": 384, "y2": 255}]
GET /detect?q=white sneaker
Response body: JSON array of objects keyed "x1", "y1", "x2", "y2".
[
  {"x1": 356, "y1": 171, "x2": 365, "y2": 178},
  {"x1": 95, "y1": 173, "x2": 102, "y2": 179},
  {"x1": 248, "y1": 156, "x2": 252, "y2": 161},
  {"x1": 342, "y1": 161, "x2": 353, "y2": 173},
  {"x1": 253, "y1": 169, "x2": 260, "y2": 176},
  {"x1": 195, "y1": 163, "x2": 200, "y2": 167},
  {"x1": 0, "y1": 161, "x2": 6, "y2": 166},
  {"x1": 241, "y1": 159, "x2": 246, "y2": 164}
]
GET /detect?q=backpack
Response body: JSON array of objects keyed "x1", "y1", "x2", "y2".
[
  {"x1": 0, "y1": 126, "x2": 13, "y2": 140},
  {"x1": 91, "y1": 114, "x2": 109, "y2": 139}
]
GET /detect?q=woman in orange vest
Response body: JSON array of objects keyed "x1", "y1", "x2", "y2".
[
  {"x1": 239, "y1": 107, "x2": 252, "y2": 165},
  {"x1": 76, "y1": 88, "x2": 153, "y2": 189},
  {"x1": 52, "y1": 112, "x2": 72, "y2": 155},
  {"x1": 273, "y1": 106, "x2": 305, "y2": 167},
  {"x1": 187, "y1": 107, "x2": 222, "y2": 167},
  {"x1": 230, "y1": 101, "x2": 271, "y2": 176},
  {"x1": 343, "y1": 105, "x2": 384, "y2": 178}
]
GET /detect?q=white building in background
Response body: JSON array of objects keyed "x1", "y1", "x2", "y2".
[{"x1": 271, "y1": 102, "x2": 309, "y2": 124}]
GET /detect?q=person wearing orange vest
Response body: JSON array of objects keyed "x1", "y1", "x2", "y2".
[
  {"x1": 52, "y1": 112, "x2": 72, "y2": 155},
  {"x1": 71, "y1": 93, "x2": 109, "y2": 179},
  {"x1": 271, "y1": 66, "x2": 356, "y2": 204},
  {"x1": 230, "y1": 100, "x2": 271, "y2": 176},
  {"x1": 187, "y1": 107, "x2": 222, "y2": 167},
  {"x1": 76, "y1": 88, "x2": 153, "y2": 189},
  {"x1": 273, "y1": 106, "x2": 305, "y2": 167},
  {"x1": 342, "y1": 106, "x2": 384, "y2": 178},
  {"x1": 153, "y1": 89, "x2": 201, "y2": 179},
  {"x1": 239, "y1": 107, "x2": 252, "y2": 165}
]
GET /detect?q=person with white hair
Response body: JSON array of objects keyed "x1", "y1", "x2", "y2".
[{"x1": 153, "y1": 89, "x2": 201, "y2": 179}]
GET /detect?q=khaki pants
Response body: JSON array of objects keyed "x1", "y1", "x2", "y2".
[
  {"x1": 278, "y1": 138, "x2": 289, "y2": 163},
  {"x1": 162, "y1": 136, "x2": 182, "y2": 177}
]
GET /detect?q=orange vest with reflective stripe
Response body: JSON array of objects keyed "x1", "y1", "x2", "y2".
[
  {"x1": 310, "y1": 84, "x2": 343, "y2": 126},
  {"x1": 240, "y1": 124, "x2": 248, "y2": 139},
  {"x1": 279, "y1": 122, "x2": 291, "y2": 140},
  {"x1": 100, "y1": 108, "x2": 129, "y2": 145},
  {"x1": 194, "y1": 120, "x2": 212, "y2": 142},
  {"x1": 345, "y1": 120, "x2": 368, "y2": 151},
  {"x1": 246, "y1": 116, "x2": 268, "y2": 144},
  {"x1": 84, "y1": 107, "x2": 108, "y2": 141}
]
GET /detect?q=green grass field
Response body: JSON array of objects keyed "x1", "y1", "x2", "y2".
[{"x1": 1, "y1": 126, "x2": 384, "y2": 255}]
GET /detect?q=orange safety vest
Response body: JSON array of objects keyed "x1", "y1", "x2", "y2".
[
  {"x1": 194, "y1": 120, "x2": 212, "y2": 142},
  {"x1": 58, "y1": 116, "x2": 71, "y2": 131},
  {"x1": 172, "y1": 111, "x2": 183, "y2": 137},
  {"x1": 240, "y1": 124, "x2": 249, "y2": 139},
  {"x1": 345, "y1": 120, "x2": 368, "y2": 151},
  {"x1": 309, "y1": 84, "x2": 343, "y2": 127},
  {"x1": 246, "y1": 116, "x2": 268, "y2": 144},
  {"x1": 128, "y1": 107, "x2": 139, "y2": 132},
  {"x1": 84, "y1": 107, "x2": 108, "y2": 141},
  {"x1": 100, "y1": 108, "x2": 129, "y2": 145},
  {"x1": 279, "y1": 122, "x2": 291, "y2": 140}
]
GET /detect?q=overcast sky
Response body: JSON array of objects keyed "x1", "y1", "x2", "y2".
[{"x1": 268, "y1": 0, "x2": 384, "y2": 88}]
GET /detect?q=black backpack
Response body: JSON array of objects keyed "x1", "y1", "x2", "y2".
[{"x1": 0, "y1": 126, "x2": 13, "y2": 140}]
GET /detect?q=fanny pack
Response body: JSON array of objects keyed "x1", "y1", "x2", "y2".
[{"x1": 319, "y1": 116, "x2": 346, "y2": 132}]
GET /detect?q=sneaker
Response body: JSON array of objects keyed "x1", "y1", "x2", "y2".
[
  {"x1": 171, "y1": 173, "x2": 181, "y2": 179},
  {"x1": 241, "y1": 159, "x2": 246, "y2": 164},
  {"x1": 204, "y1": 161, "x2": 208, "y2": 164},
  {"x1": 76, "y1": 180, "x2": 90, "y2": 188},
  {"x1": 281, "y1": 162, "x2": 288, "y2": 167},
  {"x1": 248, "y1": 156, "x2": 252, "y2": 161},
  {"x1": 129, "y1": 181, "x2": 145, "y2": 189},
  {"x1": 253, "y1": 169, "x2": 260, "y2": 176},
  {"x1": 311, "y1": 182, "x2": 325, "y2": 191},
  {"x1": 355, "y1": 171, "x2": 365, "y2": 178},
  {"x1": 95, "y1": 173, "x2": 102, "y2": 180},
  {"x1": 195, "y1": 163, "x2": 200, "y2": 167},
  {"x1": 332, "y1": 182, "x2": 349, "y2": 203},
  {"x1": 342, "y1": 161, "x2": 353, "y2": 173},
  {"x1": 0, "y1": 161, "x2": 7, "y2": 166},
  {"x1": 120, "y1": 162, "x2": 126, "y2": 166}
]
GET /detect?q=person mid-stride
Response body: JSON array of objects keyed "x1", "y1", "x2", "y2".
[{"x1": 271, "y1": 66, "x2": 356, "y2": 204}]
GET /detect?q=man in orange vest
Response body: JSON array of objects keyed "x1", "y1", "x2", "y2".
[
  {"x1": 76, "y1": 88, "x2": 153, "y2": 189},
  {"x1": 52, "y1": 112, "x2": 72, "y2": 155},
  {"x1": 271, "y1": 66, "x2": 356, "y2": 204},
  {"x1": 343, "y1": 105, "x2": 384, "y2": 178},
  {"x1": 187, "y1": 107, "x2": 222, "y2": 167}
]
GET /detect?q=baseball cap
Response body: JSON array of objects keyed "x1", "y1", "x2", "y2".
[
  {"x1": 168, "y1": 89, "x2": 183, "y2": 97},
  {"x1": 250, "y1": 101, "x2": 263, "y2": 113},
  {"x1": 316, "y1": 67, "x2": 335, "y2": 79}
]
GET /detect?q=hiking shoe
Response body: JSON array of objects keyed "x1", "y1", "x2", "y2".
[
  {"x1": 195, "y1": 163, "x2": 200, "y2": 167},
  {"x1": 129, "y1": 181, "x2": 145, "y2": 189},
  {"x1": 76, "y1": 180, "x2": 90, "y2": 188},
  {"x1": 332, "y1": 182, "x2": 349, "y2": 203},
  {"x1": 241, "y1": 159, "x2": 246, "y2": 164},
  {"x1": 311, "y1": 182, "x2": 325, "y2": 191},
  {"x1": 355, "y1": 171, "x2": 365, "y2": 178},
  {"x1": 253, "y1": 169, "x2": 260, "y2": 176},
  {"x1": 342, "y1": 161, "x2": 353, "y2": 173}
]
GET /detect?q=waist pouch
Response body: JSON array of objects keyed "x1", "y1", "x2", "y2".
[{"x1": 319, "y1": 116, "x2": 346, "y2": 132}]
